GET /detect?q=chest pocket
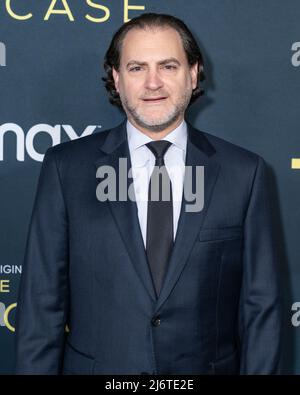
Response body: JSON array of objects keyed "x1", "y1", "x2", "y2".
[{"x1": 198, "y1": 226, "x2": 243, "y2": 242}]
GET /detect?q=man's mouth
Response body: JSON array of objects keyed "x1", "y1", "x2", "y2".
[{"x1": 142, "y1": 97, "x2": 167, "y2": 102}]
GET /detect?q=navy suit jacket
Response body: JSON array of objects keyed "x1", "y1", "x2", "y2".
[{"x1": 15, "y1": 119, "x2": 282, "y2": 374}]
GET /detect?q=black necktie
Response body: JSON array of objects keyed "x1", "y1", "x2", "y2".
[{"x1": 145, "y1": 140, "x2": 173, "y2": 298}]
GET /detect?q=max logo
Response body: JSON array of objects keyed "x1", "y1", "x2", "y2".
[
  {"x1": 0, "y1": 123, "x2": 100, "y2": 161},
  {"x1": 0, "y1": 42, "x2": 6, "y2": 66}
]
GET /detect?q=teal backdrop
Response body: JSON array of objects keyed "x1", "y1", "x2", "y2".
[{"x1": 0, "y1": 0, "x2": 299, "y2": 374}]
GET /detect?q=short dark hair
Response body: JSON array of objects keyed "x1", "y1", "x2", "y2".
[{"x1": 102, "y1": 13, "x2": 205, "y2": 110}]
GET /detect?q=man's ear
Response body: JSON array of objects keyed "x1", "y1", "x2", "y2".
[
  {"x1": 112, "y1": 67, "x2": 119, "y2": 93},
  {"x1": 190, "y1": 62, "x2": 199, "y2": 90}
]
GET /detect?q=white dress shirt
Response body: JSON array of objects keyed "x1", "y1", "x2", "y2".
[{"x1": 126, "y1": 119, "x2": 187, "y2": 248}]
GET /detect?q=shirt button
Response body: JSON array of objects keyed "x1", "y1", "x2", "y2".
[{"x1": 151, "y1": 316, "x2": 161, "y2": 327}]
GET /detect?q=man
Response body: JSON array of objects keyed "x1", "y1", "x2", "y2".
[{"x1": 15, "y1": 13, "x2": 282, "y2": 375}]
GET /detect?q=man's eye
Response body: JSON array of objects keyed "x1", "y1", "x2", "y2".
[
  {"x1": 129, "y1": 66, "x2": 142, "y2": 72},
  {"x1": 164, "y1": 65, "x2": 177, "y2": 70}
]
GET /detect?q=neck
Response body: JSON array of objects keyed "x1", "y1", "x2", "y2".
[{"x1": 128, "y1": 116, "x2": 184, "y2": 140}]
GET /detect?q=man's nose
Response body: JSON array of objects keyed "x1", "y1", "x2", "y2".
[{"x1": 144, "y1": 69, "x2": 164, "y2": 90}]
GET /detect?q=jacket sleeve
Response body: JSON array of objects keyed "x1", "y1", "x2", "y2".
[
  {"x1": 238, "y1": 156, "x2": 282, "y2": 374},
  {"x1": 15, "y1": 147, "x2": 69, "y2": 374}
]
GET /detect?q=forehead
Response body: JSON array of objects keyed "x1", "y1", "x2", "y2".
[{"x1": 120, "y1": 27, "x2": 187, "y2": 63}]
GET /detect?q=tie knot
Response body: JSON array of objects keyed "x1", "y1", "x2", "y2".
[{"x1": 146, "y1": 141, "x2": 172, "y2": 166}]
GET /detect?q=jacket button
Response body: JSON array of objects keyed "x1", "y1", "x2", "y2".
[{"x1": 151, "y1": 316, "x2": 161, "y2": 327}]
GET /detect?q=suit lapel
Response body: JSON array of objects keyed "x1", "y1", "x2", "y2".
[
  {"x1": 94, "y1": 120, "x2": 157, "y2": 302},
  {"x1": 154, "y1": 122, "x2": 221, "y2": 313},
  {"x1": 94, "y1": 120, "x2": 221, "y2": 308}
]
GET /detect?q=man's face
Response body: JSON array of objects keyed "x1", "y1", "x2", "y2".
[{"x1": 112, "y1": 27, "x2": 198, "y2": 133}]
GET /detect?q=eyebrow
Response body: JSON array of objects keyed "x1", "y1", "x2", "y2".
[{"x1": 126, "y1": 57, "x2": 181, "y2": 69}]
